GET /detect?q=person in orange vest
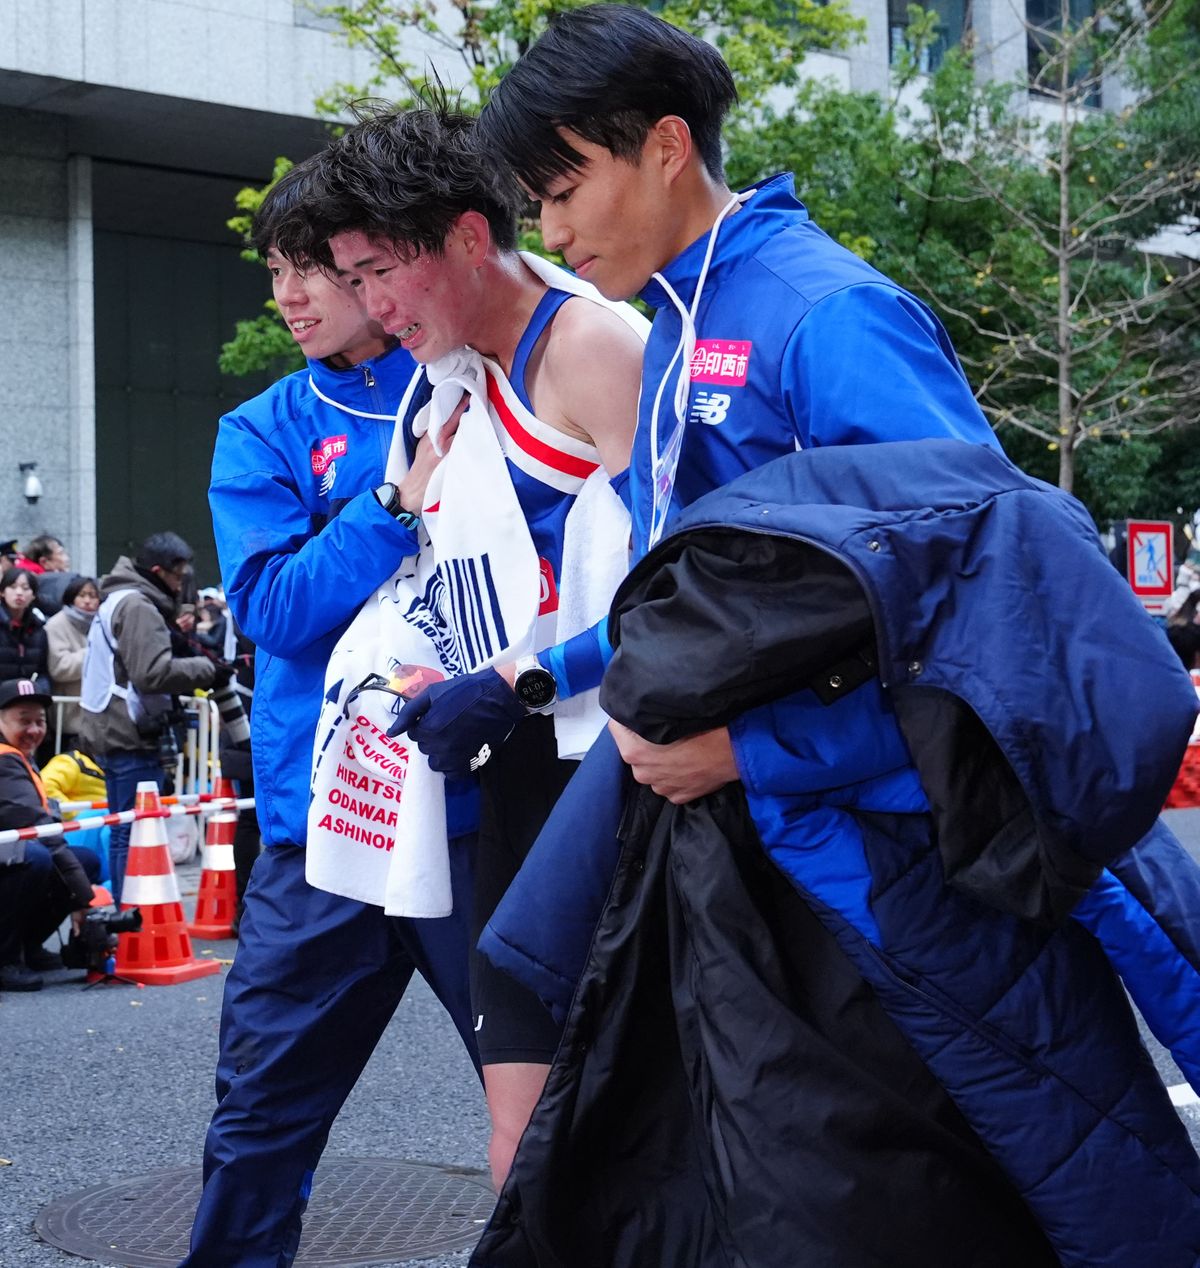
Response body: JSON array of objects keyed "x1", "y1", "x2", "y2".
[{"x1": 0, "y1": 678, "x2": 101, "y2": 990}]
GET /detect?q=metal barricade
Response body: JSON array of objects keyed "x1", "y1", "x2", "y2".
[
  {"x1": 178, "y1": 694, "x2": 221, "y2": 795},
  {"x1": 49, "y1": 693, "x2": 222, "y2": 796},
  {"x1": 50, "y1": 695, "x2": 79, "y2": 754}
]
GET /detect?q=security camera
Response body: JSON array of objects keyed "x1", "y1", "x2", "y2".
[{"x1": 19, "y1": 462, "x2": 42, "y2": 505}]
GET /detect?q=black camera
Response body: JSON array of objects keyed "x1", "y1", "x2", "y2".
[
  {"x1": 61, "y1": 906, "x2": 144, "y2": 974},
  {"x1": 135, "y1": 707, "x2": 186, "y2": 774}
]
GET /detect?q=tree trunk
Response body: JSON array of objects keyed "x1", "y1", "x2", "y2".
[{"x1": 1056, "y1": 0, "x2": 1074, "y2": 493}]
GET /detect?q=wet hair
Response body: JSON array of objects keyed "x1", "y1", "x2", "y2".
[
  {"x1": 478, "y1": 4, "x2": 737, "y2": 197},
  {"x1": 63, "y1": 575, "x2": 99, "y2": 608},
  {"x1": 135, "y1": 532, "x2": 194, "y2": 572},
  {"x1": 23, "y1": 534, "x2": 62, "y2": 565},
  {"x1": 267, "y1": 99, "x2": 523, "y2": 270},
  {"x1": 1, "y1": 566, "x2": 39, "y2": 598}
]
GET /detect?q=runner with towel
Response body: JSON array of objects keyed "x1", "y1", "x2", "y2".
[{"x1": 275, "y1": 101, "x2": 648, "y2": 1190}]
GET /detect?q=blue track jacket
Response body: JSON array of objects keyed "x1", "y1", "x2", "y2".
[
  {"x1": 632, "y1": 172, "x2": 1001, "y2": 821},
  {"x1": 209, "y1": 349, "x2": 424, "y2": 848}
]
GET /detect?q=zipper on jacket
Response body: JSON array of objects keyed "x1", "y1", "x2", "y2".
[{"x1": 362, "y1": 365, "x2": 376, "y2": 390}]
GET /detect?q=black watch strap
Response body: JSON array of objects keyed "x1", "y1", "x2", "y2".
[{"x1": 375, "y1": 482, "x2": 421, "y2": 531}]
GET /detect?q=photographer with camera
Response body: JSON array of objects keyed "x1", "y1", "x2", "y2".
[
  {"x1": 0, "y1": 678, "x2": 101, "y2": 991},
  {"x1": 79, "y1": 533, "x2": 223, "y2": 903}
]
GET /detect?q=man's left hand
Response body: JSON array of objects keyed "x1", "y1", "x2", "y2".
[
  {"x1": 608, "y1": 721, "x2": 739, "y2": 805},
  {"x1": 389, "y1": 668, "x2": 526, "y2": 778}
]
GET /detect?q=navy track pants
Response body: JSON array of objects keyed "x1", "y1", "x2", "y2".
[{"x1": 181, "y1": 841, "x2": 479, "y2": 1267}]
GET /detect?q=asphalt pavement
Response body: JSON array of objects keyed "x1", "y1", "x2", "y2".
[
  {"x1": 2, "y1": 812, "x2": 1199, "y2": 1267},
  {"x1": 0, "y1": 853, "x2": 488, "y2": 1268}
]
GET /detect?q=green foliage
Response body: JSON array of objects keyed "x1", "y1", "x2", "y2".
[
  {"x1": 220, "y1": 158, "x2": 304, "y2": 378},
  {"x1": 219, "y1": 310, "x2": 307, "y2": 379},
  {"x1": 228, "y1": 156, "x2": 295, "y2": 264},
  {"x1": 726, "y1": 0, "x2": 1200, "y2": 507},
  {"x1": 303, "y1": 0, "x2": 863, "y2": 115}
]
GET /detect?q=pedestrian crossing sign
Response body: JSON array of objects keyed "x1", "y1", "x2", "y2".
[{"x1": 1127, "y1": 519, "x2": 1173, "y2": 612}]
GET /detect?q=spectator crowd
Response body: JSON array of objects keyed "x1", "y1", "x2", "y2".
[{"x1": 0, "y1": 532, "x2": 257, "y2": 993}]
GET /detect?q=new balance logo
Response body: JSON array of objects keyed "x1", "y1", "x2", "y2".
[{"x1": 690, "y1": 391, "x2": 731, "y2": 426}]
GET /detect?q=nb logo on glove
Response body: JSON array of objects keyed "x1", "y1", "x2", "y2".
[{"x1": 469, "y1": 743, "x2": 493, "y2": 771}]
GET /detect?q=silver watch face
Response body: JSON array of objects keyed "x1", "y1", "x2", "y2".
[{"x1": 514, "y1": 667, "x2": 556, "y2": 711}]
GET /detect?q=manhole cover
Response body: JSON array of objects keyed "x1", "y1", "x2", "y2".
[{"x1": 35, "y1": 1157, "x2": 494, "y2": 1266}]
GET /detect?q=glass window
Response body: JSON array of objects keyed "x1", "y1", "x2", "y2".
[
  {"x1": 1027, "y1": 0, "x2": 1100, "y2": 101},
  {"x1": 889, "y1": 0, "x2": 970, "y2": 72}
]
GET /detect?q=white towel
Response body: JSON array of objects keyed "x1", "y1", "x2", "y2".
[
  {"x1": 307, "y1": 347, "x2": 541, "y2": 917},
  {"x1": 553, "y1": 470, "x2": 631, "y2": 759},
  {"x1": 307, "y1": 258, "x2": 644, "y2": 915}
]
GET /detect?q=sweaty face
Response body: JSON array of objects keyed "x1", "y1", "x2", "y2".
[
  {"x1": 0, "y1": 702, "x2": 46, "y2": 756},
  {"x1": 329, "y1": 229, "x2": 479, "y2": 366},
  {"x1": 534, "y1": 132, "x2": 674, "y2": 302},
  {"x1": 267, "y1": 248, "x2": 388, "y2": 366}
]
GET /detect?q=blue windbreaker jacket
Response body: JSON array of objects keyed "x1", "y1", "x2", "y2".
[
  {"x1": 632, "y1": 171, "x2": 1002, "y2": 828},
  {"x1": 209, "y1": 349, "x2": 424, "y2": 848}
]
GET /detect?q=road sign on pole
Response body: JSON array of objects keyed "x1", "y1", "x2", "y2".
[{"x1": 1126, "y1": 519, "x2": 1174, "y2": 614}]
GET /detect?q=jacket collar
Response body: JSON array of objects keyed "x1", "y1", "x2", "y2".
[
  {"x1": 638, "y1": 173, "x2": 806, "y2": 313},
  {"x1": 306, "y1": 343, "x2": 417, "y2": 418}
]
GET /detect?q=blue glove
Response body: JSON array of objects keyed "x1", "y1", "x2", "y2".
[{"x1": 388, "y1": 668, "x2": 525, "y2": 777}]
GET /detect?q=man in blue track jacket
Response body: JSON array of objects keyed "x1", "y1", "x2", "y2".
[
  {"x1": 479, "y1": 5, "x2": 999, "y2": 811},
  {"x1": 474, "y1": 7, "x2": 1200, "y2": 1264},
  {"x1": 182, "y1": 159, "x2": 479, "y2": 1268}
]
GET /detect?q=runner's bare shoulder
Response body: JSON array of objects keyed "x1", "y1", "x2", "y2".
[{"x1": 539, "y1": 298, "x2": 645, "y2": 473}]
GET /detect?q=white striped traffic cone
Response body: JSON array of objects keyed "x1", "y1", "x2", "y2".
[
  {"x1": 188, "y1": 811, "x2": 239, "y2": 939},
  {"x1": 116, "y1": 782, "x2": 221, "y2": 985}
]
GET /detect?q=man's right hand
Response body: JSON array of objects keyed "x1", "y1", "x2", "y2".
[
  {"x1": 609, "y1": 720, "x2": 739, "y2": 805},
  {"x1": 397, "y1": 394, "x2": 466, "y2": 512}
]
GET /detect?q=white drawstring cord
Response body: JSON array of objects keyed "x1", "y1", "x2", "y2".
[
  {"x1": 307, "y1": 374, "x2": 399, "y2": 420},
  {"x1": 646, "y1": 188, "x2": 755, "y2": 548}
]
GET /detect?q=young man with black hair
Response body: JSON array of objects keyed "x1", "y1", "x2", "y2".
[
  {"x1": 470, "y1": 10, "x2": 1200, "y2": 1267},
  {"x1": 271, "y1": 102, "x2": 647, "y2": 1191},
  {"x1": 182, "y1": 157, "x2": 480, "y2": 1268},
  {"x1": 473, "y1": 2, "x2": 1033, "y2": 1260},
  {"x1": 79, "y1": 531, "x2": 222, "y2": 903}
]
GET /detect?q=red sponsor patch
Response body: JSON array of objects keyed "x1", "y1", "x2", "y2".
[
  {"x1": 690, "y1": 339, "x2": 752, "y2": 386},
  {"x1": 310, "y1": 435, "x2": 348, "y2": 475},
  {"x1": 538, "y1": 557, "x2": 560, "y2": 616}
]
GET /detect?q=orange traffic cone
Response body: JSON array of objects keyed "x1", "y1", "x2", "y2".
[
  {"x1": 188, "y1": 812, "x2": 239, "y2": 939},
  {"x1": 116, "y1": 782, "x2": 221, "y2": 985},
  {"x1": 212, "y1": 774, "x2": 236, "y2": 801}
]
